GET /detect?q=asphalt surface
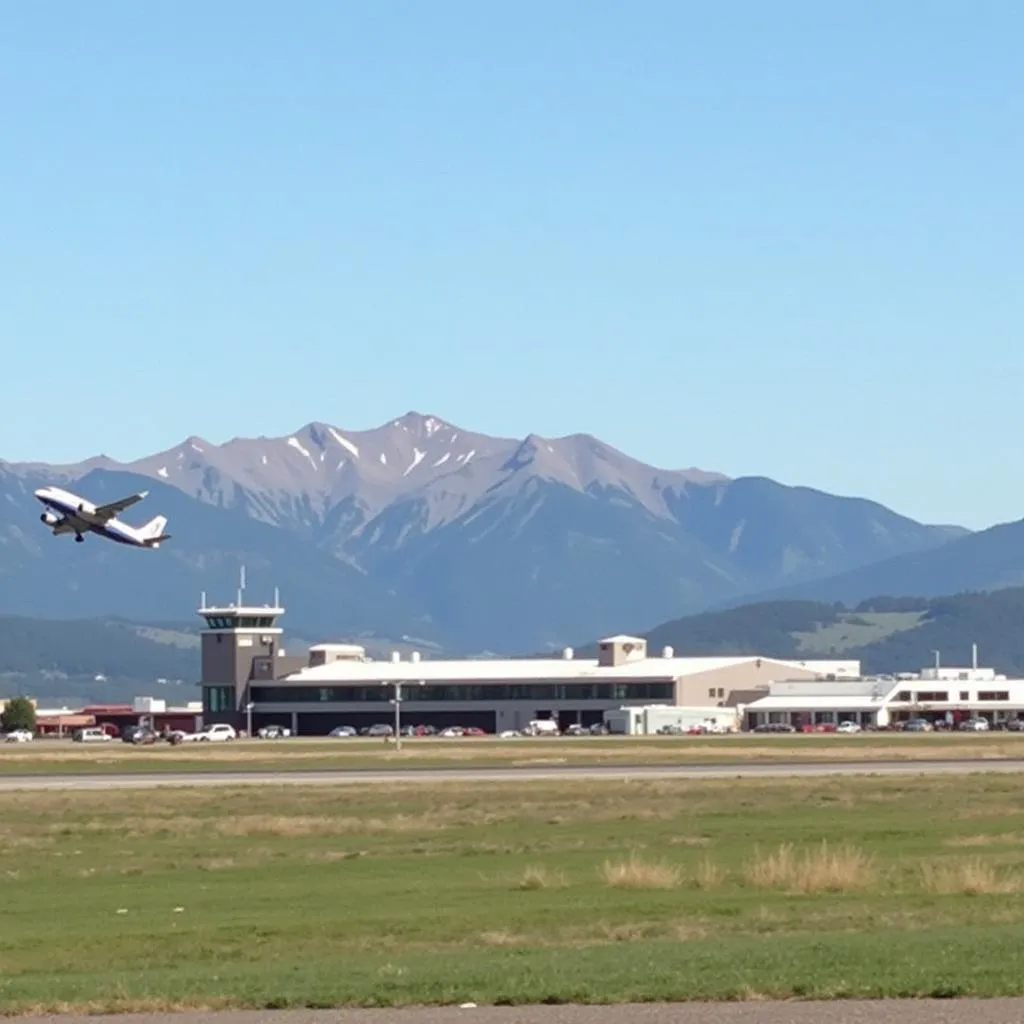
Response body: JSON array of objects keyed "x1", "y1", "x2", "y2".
[
  {"x1": 1, "y1": 758, "x2": 1023, "y2": 790},
  {"x1": 14, "y1": 1002, "x2": 1024, "y2": 1023}
]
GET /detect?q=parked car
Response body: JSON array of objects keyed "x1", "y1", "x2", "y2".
[
  {"x1": 72, "y1": 727, "x2": 112, "y2": 743},
  {"x1": 902, "y1": 718, "x2": 933, "y2": 732},
  {"x1": 122, "y1": 725, "x2": 159, "y2": 744},
  {"x1": 257, "y1": 724, "x2": 291, "y2": 739},
  {"x1": 959, "y1": 717, "x2": 990, "y2": 731},
  {"x1": 328, "y1": 725, "x2": 357, "y2": 738},
  {"x1": 4, "y1": 729, "x2": 33, "y2": 743},
  {"x1": 836, "y1": 720, "x2": 862, "y2": 733},
  {"x1": 194, "y1": 723, "x2": 237, "y2": 742}
]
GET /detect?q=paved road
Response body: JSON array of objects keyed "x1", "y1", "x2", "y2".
[
  {"x1": 1, "y1": 758, "x2": 1023, "y2": 790},
  {"x1": 15, "y1": 1001, "x2": 1024, "y2": 1023}
]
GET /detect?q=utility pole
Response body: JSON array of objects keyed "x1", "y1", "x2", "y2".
[
  {"x1": 385, "y1": 679, "x2": 425, "y2": 751},
  {"x1": 392, "y1": 682, "x2": 403, "y2": 750}
]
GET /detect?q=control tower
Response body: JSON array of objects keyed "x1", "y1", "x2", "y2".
[{"x1": 197, "y1": 582, "x2": 286, "y2": 728}]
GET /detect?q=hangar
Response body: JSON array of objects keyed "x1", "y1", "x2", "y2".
[{"x1": 196, "y1": 598, "x2": 859, "y2": 735}]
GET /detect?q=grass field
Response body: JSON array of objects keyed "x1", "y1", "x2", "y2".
[
  {"x1": 792, "y1": 610, "x2": 926, "y2": 654},
  {"x1": 4, "y1": 773, "x2": 1024, "y2": 1010},
  {"x1": 0, "y1": 732, "x2": 1022, "y2": 775}
]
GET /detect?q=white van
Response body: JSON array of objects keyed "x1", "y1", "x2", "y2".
[
  {"x1": 73, "y1": 727, "x2": 111, "y2": 743},
  {"x1": 526, "y1": 719, "x2": 560, "y2": 736}
]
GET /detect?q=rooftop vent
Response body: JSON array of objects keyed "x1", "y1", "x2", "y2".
[
  {"x1": 662, "y1": 645, "x2": 674, "y2": 658},
  {"x1": 390, "y1": 651, "x2": 401, "y2": 663},
  {"x1": 563, "y1": 647, "x2": 574, "y2": 660},
  {"x1": 410, "y1": 651, "x2": 421, "y2": 663},
  {"x1": 306, "y1": 643, "x2": 366, "y2": 667}
]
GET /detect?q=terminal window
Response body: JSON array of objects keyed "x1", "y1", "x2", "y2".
[
  {"x1": 203, "y1": 616, "x2": 276, "y2": 629},
  {"x1": 203, "y1": 686, "x2": 235, "y2": 713},
  {"x1": 252, "y1": 682, "x2": 674, "y2": 703}
]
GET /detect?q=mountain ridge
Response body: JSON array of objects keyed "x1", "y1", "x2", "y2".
[
  {"x1": 12, "y1": 585, "x2": 1024, "y2": 705},
  {"x1": 626, "y1": 587, "x2": 1024, "y2": 678},
  {"x1": 0, "y1": 411, "x2": 970, "y2": 652}
]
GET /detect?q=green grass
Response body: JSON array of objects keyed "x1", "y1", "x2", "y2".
[
  {"x1": 1, "y1": 731, "x2": 1023, "y2": 776},
  {"x1": 4, "y1": 774, "x2": 1024, "y2": 1010},
  {"x1": 793, "y1": 611, "x2": 926, "y2": 654}
]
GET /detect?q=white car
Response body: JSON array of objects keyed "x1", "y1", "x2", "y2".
[
  {"x1": 257, "y1": 725, "x2": 291, "y2": 739},
  {"x1": 73, "y1": 727, "x2": 112, "y2": 743},
  {"x1": 836, "y1": 721, "x2": 862, "y2": 733},
  {"x1": 196, "y1": 723, "x2": 237, "y2": 742},
  {"x1": 959, "y1": 717, "x2": 990, "y2": 732},
  {"x1": 4, "y1": 729, "x2": 33, "y2": 743}
]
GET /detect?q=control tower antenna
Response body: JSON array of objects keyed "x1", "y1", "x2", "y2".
[{"x1": 237, "y1": 565, "x2": 246, "y2": 607}]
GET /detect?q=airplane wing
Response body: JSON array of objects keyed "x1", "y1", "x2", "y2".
[
  {"x1": 51, "y1": 518, "x2": 75, "y2": 535},
  {"x1": 92, "y1": 491, "x2": 148, "y2": 522}
]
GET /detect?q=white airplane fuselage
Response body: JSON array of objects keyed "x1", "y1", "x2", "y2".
[{"x1": 33, "y1": 486, "x2": 169, "y2": 548}]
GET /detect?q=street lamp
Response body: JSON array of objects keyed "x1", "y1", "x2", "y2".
[
  {"x1": 245, "y1": 701, "x2": 254, "y2": 738},
  {"x1": 384, "y1": 679, "x2": 425, "y2": 751}
]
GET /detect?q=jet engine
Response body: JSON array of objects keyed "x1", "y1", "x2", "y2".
[{"x1": 40, "y1": 512, "x2": 59, "y2": 526}]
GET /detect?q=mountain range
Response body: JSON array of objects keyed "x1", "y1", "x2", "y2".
[
  {"x1": 12, "y1": 586, "x2": 1024, "y2": 706},
  {"x1": 638, "y1": 588, "x2": 1024, "y2": 678},
  {"x1": 0, "y1": 410, "x2": 1007, "y2": 654}
]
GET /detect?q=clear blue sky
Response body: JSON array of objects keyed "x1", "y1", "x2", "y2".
[{"x1": 2, "y1": 1, "x2": 1021, "y2": 530}]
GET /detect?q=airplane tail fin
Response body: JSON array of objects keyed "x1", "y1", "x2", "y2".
[{"x1": 139, "y1": 515, "x2": 171, "y2": 546}]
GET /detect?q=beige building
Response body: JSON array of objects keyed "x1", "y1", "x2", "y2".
[
  {"x1": 194, "y1": 599, "x2": 860, "y2": 735},
  {"x1": 235, "y1": 624, "x2": 859, "y2": 735}
]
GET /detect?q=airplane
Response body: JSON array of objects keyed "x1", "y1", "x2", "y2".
[{"x1": 33, "y1": 485, "x2": 172, "y2": 548}]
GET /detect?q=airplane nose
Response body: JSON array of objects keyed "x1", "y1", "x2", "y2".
[{"x1": 33, "y1": 488, "x2": 48, "y2": 499}]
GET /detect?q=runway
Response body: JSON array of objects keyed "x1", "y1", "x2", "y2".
[
  {"x1": 14, "y1": 1001, "x2": 1024, "y2": 1024},
  {"x1": 1, "y1": 757, "x2": 1023, "y2": 790}
]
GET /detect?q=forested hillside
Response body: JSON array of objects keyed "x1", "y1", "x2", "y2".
[{"x1": 638, "y1": 589, "x2": 1024, "y2": 676}]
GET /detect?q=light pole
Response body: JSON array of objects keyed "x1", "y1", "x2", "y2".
[
  {"x1": 385, "y1": 679, "x2": 425, "y2": 751},
  {"x1": 245, "y1": 701, "x2": 254, "y2": 738}
]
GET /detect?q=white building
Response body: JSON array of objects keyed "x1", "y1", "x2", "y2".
[
  {"x1": 248, "y1": 630, "x2": 859, "y2": 736},
  {"x1": 742, "y1": 661, "x2": 1024, "y2": 730}
]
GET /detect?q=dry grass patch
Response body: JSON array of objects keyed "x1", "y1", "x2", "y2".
[
  {"x1": 945, "y1": 833, "x2": 1024, "y2": 848},
  {"x1": 743, "y1": 841, "x2": 875, "y2": 893},
  {"x1": 51, "y1": 809, "x2": 479, "y2": 841},
  {"x1": 599, "y1": 850, "x2": 681, "y2": 889},
  {"x1": 516, "y1": 864, "x2": 566, "y2": 890},
  {"x1": 919, "y1": 857, "x2": 1024, "y2": 895},
  {"x1": 478, "y1": 930, "x2": 534, "y2": 947},
  {"x1": 693, "y1": 855, "x2": 727, "y2": 890},
  {"x1": 668, "y1": 835, "x2": 712, "y2": 847}
]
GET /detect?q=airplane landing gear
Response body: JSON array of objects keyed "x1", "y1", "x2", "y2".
[{"x1": 74, "y1": 534, "x2": 84, "y2": 543}]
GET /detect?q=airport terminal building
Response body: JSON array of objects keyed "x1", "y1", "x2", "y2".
[
  {"x1": 196, "y1": 599, "x2": 859, "y2": 735},
  {"x1": 742, "y1": 661, "x2": 1024, "y2": 731}
]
